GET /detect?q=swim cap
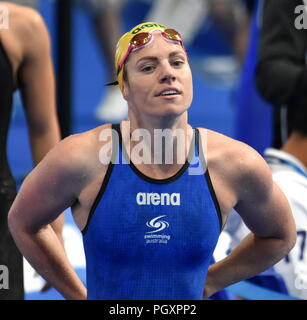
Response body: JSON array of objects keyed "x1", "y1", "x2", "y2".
[{"x1": 115, "y1": 22, "x2": 169, "y2": 92}]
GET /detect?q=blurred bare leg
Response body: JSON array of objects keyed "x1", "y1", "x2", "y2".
[
  {"x1": 209, "y1": 0, "x2": 251, "y2": 65},
  {"x1": 88, "y1": 0, "x2": 127, "y2": 122}
]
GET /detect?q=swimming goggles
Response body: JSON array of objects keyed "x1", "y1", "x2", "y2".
[{"x1": 117, "y1": 28, "x2": 183, "y2": 74}]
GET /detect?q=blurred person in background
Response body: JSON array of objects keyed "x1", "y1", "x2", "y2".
[
  {"x1": 214, "y1": 0, "x2": 307, "y2": 299},
  {"x1": 252, "y1": 0, "x2": 307, "y2": 298},
  {"x1": 255, "y1": 0, "x2": 307, "y2": 149},
  {"x1": 264, "y1": 105, "x2": 307, "y2": 299},
  {"x1": 0, "y1": 1, "x2": 63, "y2": 299}
]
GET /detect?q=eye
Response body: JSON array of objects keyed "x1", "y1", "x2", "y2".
[
  {"x1": 172, "y1": 60, "x2": 184, "y2": 67},
  {"x1": 140, "y1": 65, "x2": 155, "y2": 72}
]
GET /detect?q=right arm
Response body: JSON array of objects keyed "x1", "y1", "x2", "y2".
[
  {"x1": 204, "y1": 141, "x2": 296, "y2": 298},
  {"x1": 8, "y1": 138, "x2": 89, "y2": 300},
  {"x1": 255, "y1": 0, "x2": 307, "y2": 108}
]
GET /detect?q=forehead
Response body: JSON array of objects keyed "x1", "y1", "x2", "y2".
[{"x1": 129, "y1": 31, "x2": 186, "y2": 63}]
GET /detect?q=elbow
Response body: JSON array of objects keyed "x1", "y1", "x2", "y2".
[
  {"x1": 8, "y1": 209, "x2": 39, "y2": 237},
  {"x1": 280, "y1": 227, "x2": 297, "y2": 258},
  {"x1": 7, "y1": 206, "x2": 28, "y2": 240},
  {"x1": 287, "y1": 214, "x2": 297, "y2": 253},
  {"x1": 286, "y1": 230, "x2": 297, "y2": 253},
  {"x1": 7, "y1": 210, "x2": 20, "y2": 239}
]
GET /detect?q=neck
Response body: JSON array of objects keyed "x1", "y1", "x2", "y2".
[
  {"x1": 128, "y1": 106, "x2": 189, "y2": 130},
  {"x1": 281, "y1": 132, "x2": 307, "y2": 167},
  {"x1": 120, "y1": 112, "x2": 193, "y2": 175}
]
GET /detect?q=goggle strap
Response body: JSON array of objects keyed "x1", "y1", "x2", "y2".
[{"x1": 105, "y1": 80, "x2": 119, "y2": 86}]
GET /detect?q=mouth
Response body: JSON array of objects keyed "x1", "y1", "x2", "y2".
[{"x1": 156, "y1": 88, "x2": 182, "y2": 97}]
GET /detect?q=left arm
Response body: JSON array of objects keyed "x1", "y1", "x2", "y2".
[
  {"x1": 19, "y1": 9, "x2": 61, "y2": 164},
  {"x1": 205, "y1": 146, "x2": 296, "y2": 298},
  {"x1": 17, "y1": 9, "x2": 63, "y2": 239}
]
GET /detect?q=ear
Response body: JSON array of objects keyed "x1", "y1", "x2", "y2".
[{"x1": 122, "y1": 81, "x2": 129, "y2": 101}]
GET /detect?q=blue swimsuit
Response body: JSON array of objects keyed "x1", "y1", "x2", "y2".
[{"x1": 82, "y1": 124, "x2": 222, "y2": 300}]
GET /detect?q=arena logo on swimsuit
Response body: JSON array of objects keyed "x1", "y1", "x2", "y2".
[
  {"x1": 136, "y1": 192, "x2": 180, "y2": 206},
  {"x1": 131, "y1": 23, "x2": 166, "y2": 34}
]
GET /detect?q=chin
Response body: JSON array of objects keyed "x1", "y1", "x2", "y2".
[{"x1": 151, "y1": 105, "x2": 188, "y2": 118}]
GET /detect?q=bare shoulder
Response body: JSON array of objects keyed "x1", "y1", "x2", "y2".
[
  {"x1": 30, "y1": 126, "x2": 108, "y2": 190},
  {"x1": 3, "y1": 2, "x2": 44, "y2": 31},
  {"x1": 3, "y1": 2, "x2": 49, "y2": 51},
  {"x1": 198, "y1": 128, "x2": 273, "y2": 201},
  {"x1": 9, "y1": 3, "x2": 44, "y2": 27},
  {"x1": 48, "y1": 124, "x2": 113, "y2": 169},
  {"x1": 202, "y1": 128, "x2": 266, "y2": 166}
]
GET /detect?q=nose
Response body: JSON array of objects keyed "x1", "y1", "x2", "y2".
[
  {"x1": 160, "y1": 74, "x2": 176, "y2": 83},
  {"x1": 159, "y1": 63, "x2": 176, "y2": 84}
]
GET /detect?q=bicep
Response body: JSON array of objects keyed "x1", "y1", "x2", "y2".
[
  {"x1": 8, "y1": 149, "x2": 79, "y2": 233},
  {"x1": 234, "y1": 156, "x2": 295, "y2": 240}
]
